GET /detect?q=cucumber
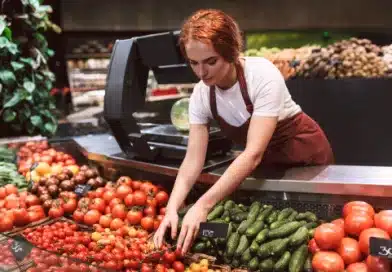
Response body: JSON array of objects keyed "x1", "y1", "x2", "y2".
[
  {"x1": 231, "y1": 212, "x2": 249, "y2": 223},
  {"x1": 290, "y1": 226, "x2": 309, "y2": 247},
  {"x1": 191, "y1": 241, "x2": 206, "y2": 253},
  {"x1": 304, "y1": 222, "x2": 318, "y2": 229},
  {"x1": 224, "y1": 216, "x2": 230, "y2": 223},
  {"x1": 231, "y1": 258, "x2": 240, "y2": 268},
  {"x1": 223, "y1": 254, "x2": 232, "y2": 264},
  {"x1": 207, "y1": 205, "x2": 224, "y2": 221},
  {"x1": 257, "y1": 206, "x2": 274, "y2": 221},
  {"x1": 304, "y1": 255, "x2": 313, "y2": 272},
  {"x1": 221, "y1": 210, "x2": 230, "y2": 219},
  {"x1": 273, "y1": 251, "x2": 291, "y2": 272},
  {"x1": 248, "y1": 202, "x2": 262, "y2": 221},
  {"x1": 246, "y1": 220, "x2": 265, "y2": 238},
  {"x1": 308, "y1": 228, "x2": 315, "y2": 238},
  {"x1": 270, "y1": 238, "x2": 290, "y2": 257},
  {"x1": 224, "y1": 200, "x2": 235, "y2": 210},
  {"x1": 248, "y1": 256, "x2": 260, "y2": 271},
  {"x1": 305, "y1": 212, "x2": 318, "y2": 222},
  {"x1": 266, "y1": 210, "x2": 279, "y2": 224},
  {"x1": 226, "y1": 222, "x2": 233, "y2": 239},
  {"x1": 259, "y1": 257, "x2": 275, "y2": 272},
  {"x1": 241, "y1": 248, "x2": 252, "y2": 264},
  {"x1": 226, "y1": 232, "x2": 240, "y2": 257},
  {"x1": 270, "y1": 219, "x2": 289, "y2": 230},
  {"x1": 268, "y1": 221, "x2": 303, "y2": 239},
  {"x1": 178, "y1": 204, "x2": 193, "y2": 217},
  {"x1": 287, "y1": 211, "x2": 299, "y2": 221},
  {"x1": 295, "y1": 213, "x2": 307, "y2": 221},
  {"x1": 238, "y1": 204, "x2": 248, "y2": 211},
  {"x1": 234, "y1": 235, "x2": 249, "y2": 257},
  {"x1": 289, "y1": 244, "x2": 308, "y2": 272},
  {"x1": 217, "y1": 238, "x2": 226, "y2": 246},
  {"x1": 277, "y1": 208, "x2": 294, "y2": 221},
  {"x1": 238, "y1": 219, "x2": 254, "y2": 235},
  {"x1": 255, "y1": 229, "x2": 269, "y2": 244},
  {"x1": 210, "y1": 218, "x2": 226, "y2": 223},
  {"x1": 257, "y1": 239, "x2": 281, "y2": 259},
  {"x1": 249, "y1": 239, "x2": 259, "y2": 254}
]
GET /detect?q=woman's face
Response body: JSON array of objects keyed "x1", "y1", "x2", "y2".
[{"x1": 185, "y1": 39, "x2": 232, "y2": 86}]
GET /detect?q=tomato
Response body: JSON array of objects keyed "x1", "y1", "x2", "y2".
[
  {"x1": 331, "y1": 218, "x2": 345, "y2": 231},
  {"x1": 0, "y1": 214, "x2": 14, "y2": 232},
  {"x1": 65, "y1": 159, "x2": 76, "y2": 166},
  {"x1": 95, "y1": 187, "x2": 105, "y2": 198},
  {"x1": 127, "y1": 209, "x2": 143, "y2": 225},
  {"x1": 345, "y1": 213, "x2": 374, "y2": 237},
  {"x1": 172, "y1": 261, "x2": 185, "y2": 272},
  {"x1": 141, "y1": 216, "x2": 154, "y2": 231},
  {"x1": 155, "y1": 191, "x2": 169, "y2": 206},
  {"x1": 109, "y1": 198, "x2": 123, "y2": 208},
  {"x1": 41, "y1": 155, "x2": 53, "y2": 164},
  {"x1": 13, "y1": 208, "x2": 30, "y2": 226},
  {"x1": 155, "y1": 264, "x2": 167, "y2": 272},
  {"x1": 28, "y1": 210, "x2": 44, "y2": 222},
  {"x1": 112, "y1": 204, "x2": 127, "y2": 220},
  {"x1": 89, "y1": 198, "x2": 106, "y2": 213},
  {"x1": 144, "y1": 206, "x2": 156, "y2": 217},
  {"x1": 78, "y1": 197, "x2": 91, "y2": 209},
  {"x1": 141, "y1": 263, "x2": 153, "y2": 272},
  {"x1": 163, "y1": 251, "x2": 177, "y2": 264},
  {"x1": 62, "y1": 198, "x2": 77, "y2": 213},
  {"x1": 133, "y1": 190, "x2": 147, "y2": 206},
  {"x1": 346, "y1": 262, "x2": 369, "y2": 272},
  {"x1": 314, "y1": 223, "x2": 344, "y2": 250},
  {"x1": 103, "y1": 190, "x2": 116, "y2": 204},
  {"x1": 366, "y1": 255, "x2": 390, "y2": 272},
  {"x1": 4, "y1": 184, "x2": 18, "y2": 196},
  {"x1": 154, "y1": 219, "x2": 161, "y2": 230},
  {"x1": 312, "y1": 251, "x2": 345, "y2": 272},
  {"x1": 104, "y1": 260, "x2": 118, "y2": 270},
  {"x1": 110, "y1": 218, "x2": 125, "y2": 230},
  {"x1": 116, "y1": 184, "x2": 132, "y2": 200},
  {"x1": 25, "y1": 195, "x2": 40, "y2": 207},
  {"x1": 4, "y1": 197, "x2": 19, "y2": 210},
  {"x1": 117, "y1": 176, "x2": 133, "y2": 186},
  {"x1": 124, "y1": 194, "x2": 133, "y2": 206},
  {"x1": 343, "y1": 201, "x2": 375, "y2": 218},
  {"x1": 374, "y1": 211, "x2": 392, "y2": 236},
  {"x1": 160, "y1": 207, "x2": 166, "y2": 215},
  {"x1": 48, "y1": 206, "x2": 64, "y2": 219},
  {"x1": 131, "y1": 180, "x2": 142, "y2": 190},
  {"x1": 99, "y1": 214, "x2": 112, "y2": 228},
  {"x1": 84, "y1": 210, "x2": 101, "y2": 225},
  {"x1": 73, "y1": 209, "x2": 85, "y2": 222},
  {"x1": 359, "y1": 228, "x2": 390, "y2": 254},
  {"x1": 337, "y1": 237, "x2": 361, "y2": 265},
  {"x1": 0, "y1": 188, "x2": 6, "y2": 199},
  {"x1": 308, "y1": 238, "x2": 321, "y2": 254},
  {"x1": 146, "y1": 197, "x2": 158, "y2": 208}
]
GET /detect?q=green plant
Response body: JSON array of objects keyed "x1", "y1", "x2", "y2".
[{"x1": 0, "y1": 0, "x2": 61, "y2": 136}]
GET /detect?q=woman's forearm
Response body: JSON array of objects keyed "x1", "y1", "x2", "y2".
[{"x1": 196, "y1": 151, "x2": 261, "y2": 211}]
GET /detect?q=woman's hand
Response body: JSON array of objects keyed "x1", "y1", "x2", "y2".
[
  {"x1": 176, "y1": 203, "x2": 209, "y2": 255},
  {"x1": 153, "y1": 208, "x2": 179, "y2": 249}
]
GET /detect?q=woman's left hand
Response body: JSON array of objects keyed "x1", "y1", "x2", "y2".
[{"x1": 176, "y1": 202, "x2": 209, "y2": 254}]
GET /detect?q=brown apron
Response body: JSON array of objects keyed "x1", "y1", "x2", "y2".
[{"x1": 209, "y1": 63, "x2": 334, "y2": 166}]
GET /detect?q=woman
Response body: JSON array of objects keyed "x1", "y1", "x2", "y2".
[{"x1": 153, "y1": 9, "x2": 333, "y2": 253}]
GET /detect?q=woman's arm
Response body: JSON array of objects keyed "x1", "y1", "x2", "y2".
[{"x1": 196, "y1": 116, "x2": 277, "y2": 210}]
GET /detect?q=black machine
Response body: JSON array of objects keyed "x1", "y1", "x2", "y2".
[{"x1": 103, "y1": 31, "x2": 233, "y2": 163}]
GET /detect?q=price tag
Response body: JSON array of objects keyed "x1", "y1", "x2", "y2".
[
  {"x1": 9, "y1": 235, "x2": 33, "y2": 261},
  {"x1": 198, "y1": 222, "x2": 229, "y2": 238},
  {"x1": 369, "y1": 237, "x2": 392, "y2": 259},
  {"x1": 74, "y1": 184, "x2": 92, "y2": 197}
]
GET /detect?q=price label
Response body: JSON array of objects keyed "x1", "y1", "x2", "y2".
[
  {"x1": 9, "y1": 235, "x2": 33, "y2": 261},
  {"x1": 74, "y1": 184, "x2": 92, "y2": 197},
  {"x1": 369, "y1": 237, "x2": 392, "y2": 259},
  {"x1": 198, "y1": 222, "x2": 229, "y2": 238}
]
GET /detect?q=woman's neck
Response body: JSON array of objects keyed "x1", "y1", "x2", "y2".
[{"x1": 216, "y1": 62, "x2": 238, "y2": 90}]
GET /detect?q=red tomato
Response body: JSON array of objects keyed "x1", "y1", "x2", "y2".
[
  {"x1": 109, "y1": 198, "x2": 123, "y2": 209},
  {"x1": 99, "y1": 215, "x2": 112, "y2": 228},
  {"x1": 110, "y1": 218, "x2": 125, "y2": 230},
  {"x1": 103, "y1": 190, "x2": 116, "y2": 204},
  {"x1": 73, "y1": 209, "x2": 85, "y2": 222},
  {"x1": 89, "y1": 198, "x2": 106, "y2": 213},
  {"x1": 112, "y1": 204, "x2": 127, "y2": 220},
  {"x1": 312, "y1": 251, "x2": 345, "y2": 272},
  {"x1": 331, "y1": 218, "x2": 345, "y2": 232},
  {"x1": 132, "y1": 180, "x2": 142, "y2": 190},
  {"x1": 65, "y1": 159, "x2": 76, "y2": 166},
  {"x1": 155, "y1": 264, "x2": 167, "y2": 272},
  {"x1": 359, "y1": 228, "x2": 390, "y2": 254},
  {"x1": 116, "y1": 184, "x2": 132, "y2": 200},
  {"x1": 40, "y1": 155, "x2": 53, "y2": 164},
  {"x1": 345, "y1": 213, "x2": 374, "y2": 237},
  {"x1": 13, "y1": 208, "x2": 30, "y2": 226},
  {"x1": 346, "y1": 262, "x2": 369, "y2": 272},
  {"x1": 141, "y1": 216, "x2": 154, "y2": 231},
  {"x1": 127, "y1": 210, "x2": 143, "y2": 225},
  {"x1": 4, "y1": 184, "x2": 18, "y2": 196},
  {"x1": 314, "y1": 223, "x2": 344, "y2": 250},
  {"x1": 308, "y1": 238, "x2": 321, "y2": 254},
  {"x1": 374, "y1": 211, "x2": 392, "y2": 236},
  {"x1": 337, "y1": 237, "x2": 361, "y2": 265},
  {"x1": 172, "y1": 261, "x2": 185, "y2": 272},
  {"x1": 124, "y1": 194, "x2": 133, "y2": 206},
  {"x1": 25, "y1": 194, "x2": 40, "y2": 207},
  {"x1": 366, "y1": 255, "x2": 390, "y2": 272},
  {"x1": 163, "y1": 251, "x2": 176, "y2": 264},
  {"x1": 141, "y1": 263, "x2": 153, "y2": 272},
  {"x1": 133, "y1": 190, "x2": 147, "y2": 206},
  {"x1": 155, "y1": 191, "x2": 169, "y2": 206},
  {"x1": 117, "y1": 176, "x2": 133, "y2": 186},
  {"x1": 63, "y1": 198, "x2": 77, "y2": 213},
  {"x1": 160, "y1": 207, "x2": 166, "y2": 215},
  {"x1": 84, "y1": 210, "x2": 101, "y2": 225},
  {"x1": 144, "y1": 206, "x2": 156, "y2": 217},
  {"x1": 0, "y1": 188, "x2": 6, "y2": 199},
  {"x1": 0, "y1": 214, "x2": 14, "y2": 232},
  {"x1": 48, "y1": 206, "x2": 64, "y2": 219},
  {"x1": 343, "y1": 201, "x2": 375, "y2": 218}
]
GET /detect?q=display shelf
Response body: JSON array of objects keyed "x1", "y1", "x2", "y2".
[{"x1": 65, "y1": 53, "x2": 111, "y2": 59}]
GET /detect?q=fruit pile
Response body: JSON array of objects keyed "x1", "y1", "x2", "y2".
[
  {"x1": 382, "y1": 44, "x2": 392, "y2": 76},
  {"x1": 310, "y1": 201, "x2": 391, "y2": 271},
  {"x1": 187, "y1": 200, "x2": 319, "y2": 271}
]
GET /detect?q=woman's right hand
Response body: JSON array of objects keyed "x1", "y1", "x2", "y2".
[{"x1": 153, "y1": 208, "x2": 179, "y2": 249}]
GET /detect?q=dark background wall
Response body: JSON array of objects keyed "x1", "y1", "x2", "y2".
[{"x1": 61, "y1": 0, "x2": 392, "y2": 32}]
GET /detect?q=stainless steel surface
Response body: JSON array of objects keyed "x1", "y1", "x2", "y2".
[{"x1": 73, "y1": 134, "x2": 392, "y2": 197}]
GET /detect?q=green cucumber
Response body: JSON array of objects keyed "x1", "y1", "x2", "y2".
[
  {"x1": 247, "y1": 202, "x2": 262, "y2": 221},
  {"x1": 257, "y1": 239, "x2": 281, "y2": 259},
  {"x1": 270, "y1": 219, "x2": 289, "y2": 230},
  {"x1": 231, "y1": 258, "x2": 240, "y2": 268},
  {"x1": 231, "y1": 211, "x2": 249, "y2": 223},
  {"x1": 270, "y1": 238, "x2": 290, "y2": 257},
  {"x1": 241, "y1": 248, "x2": 252, "y2": 264},
  {"x1": 207, "y1": 205, "x2": 224, "y2": 221},
  {"x1": 287, "y1": 211, "x2": 299, "y2": 221},
  {"x1": 224, "y1": 200, "x2": 235, "y2": 210},
  {"x1": 234, "y1": 235, "x2": 249, "y2": 257},
  {"x1": 273, "y1": 251, "x2": 291, "y2": 272},
  {"x1": 277, "y1": 208, "x2": 294, "y2": 221},
  {"x1": 255, "y1": 229, "x2": 269, "y2": 244},
  {"x1": 259, "y1": 257, "x2": 275, "y2": 272},
  {"x1": 246, "y1": 220, "x2": 265, "y2": 238},
  {"x1": 226, "y1": 232, "x2": 240, "y2": 257},
  {"x1": 249, "y1": 239, "x2": 259, "y2": 254},
  {"x1": 266, "y1": 210, "x2": 279, "y2": 224},
  {"x1": 191, "y1": 241, "x2": 206, "y2": 253},
  {"x1": 268, "y1": 221, "x2": 303, "y2": 239},
  {"x1": 305, "y1": 212, "x2": 318, "y2": 222},
  {"x1": 304, "y1": 255, "x2": 313, "y2": 272},
  {"x1": 248, "y1": 256, "x2": 259, "y2": 271},
  {"x1": 257, "y1": 206, "x2": 274, "y2": 221},
  {"x1": 290, "y1": 226, "x2": 309, "y2": 247},
  {"x1": 304, "y1": 222, "x2": 319, "y2": 229},
  {"x1": 238, "y1": 219, "x2": 254, "y2": 235},
  {"x1": 289, "y1": 244, "x2": 308, "y2": 272}
]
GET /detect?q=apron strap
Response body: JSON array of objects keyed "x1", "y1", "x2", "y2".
[{"x1": 209, "y1": 85, "x2": 219, "y2": 119}]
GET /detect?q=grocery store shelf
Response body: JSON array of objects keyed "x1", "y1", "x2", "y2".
[
  {"x1": 66, "y1": 53, "x2": 111, "y2": 59},
  {"x1": 71, "y1": 133, "x2": 392, "y2": 198}
]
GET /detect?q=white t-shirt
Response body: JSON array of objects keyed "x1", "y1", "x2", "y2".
[{"x1": 189, "y1": 57, "x2": 302, "y2": 127}]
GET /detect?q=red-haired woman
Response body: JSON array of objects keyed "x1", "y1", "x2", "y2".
[{"x1": 154, "y1": 9, "x2": 334, "y2": 253}]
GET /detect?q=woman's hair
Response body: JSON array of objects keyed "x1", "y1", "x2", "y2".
[{"x1": 179, "y1": 9, "x2": 243, "y2": 63}]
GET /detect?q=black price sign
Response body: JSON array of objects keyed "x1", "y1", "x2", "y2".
[
  {"x1": 74, "y1": 184, "x2": 91, "y2": 197},
  {"x1": 10, "y1": 235, "x2": 33, "y2": 261},
  {"x1": 198, "y1": 222, "x2": 229, "y2": 238},
  {"x1": 369, "y1": 237, "x2": 392, "y2": 259}
]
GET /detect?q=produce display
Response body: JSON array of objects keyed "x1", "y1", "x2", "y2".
[
  {"x1": 0, "y1": 162, "x2": 28, "y2": 190},
  {"x1": 244, "y1": 38, "x2": 392, "y2": 80}
]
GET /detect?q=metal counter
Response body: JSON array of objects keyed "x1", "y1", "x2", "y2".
[{"x1": 72, "y1": 134, "x2": 392, "y2": 198}]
